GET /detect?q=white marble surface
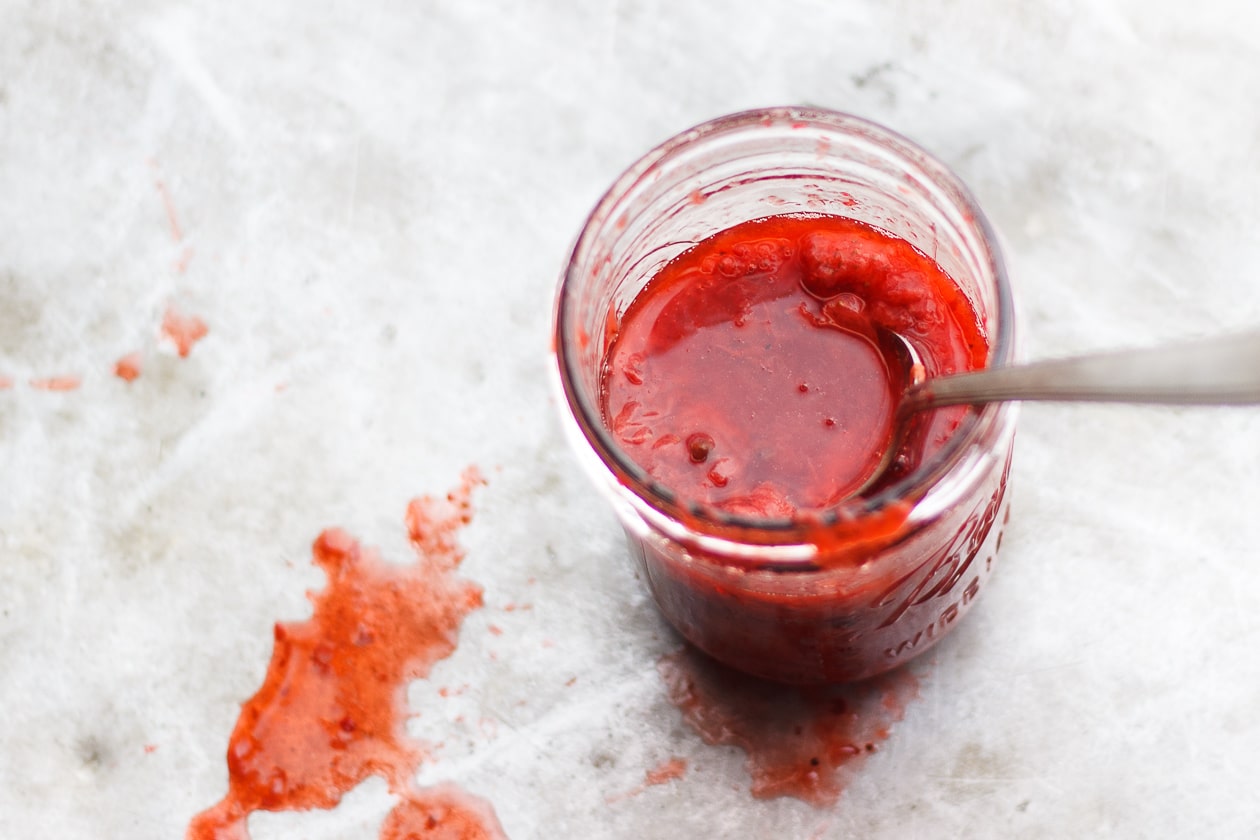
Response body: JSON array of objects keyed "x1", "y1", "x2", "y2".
[{"x1": 4, "y1": 1, "x2": 1260, "y2": 837}]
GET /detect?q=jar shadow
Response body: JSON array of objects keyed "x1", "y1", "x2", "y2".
[{"x1": 656, "y1": 643, "x2": 922, "y2": 807}]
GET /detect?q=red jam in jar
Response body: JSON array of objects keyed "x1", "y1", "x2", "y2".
[
  {"x1": 602, "y1": 213, "x2": 987, "y2": 514},
  {"x1": 554, "y1": 108, "x2": 1016, "y2": 684}
]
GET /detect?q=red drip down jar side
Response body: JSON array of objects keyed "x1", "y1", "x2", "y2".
[{"x1": 552, "y1": 107, "x2": 1017, "y2": 685}]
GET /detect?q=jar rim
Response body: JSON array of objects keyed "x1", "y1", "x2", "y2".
[{"x1": 554, "y1": 106, "x2": 1015, "y2": 543}]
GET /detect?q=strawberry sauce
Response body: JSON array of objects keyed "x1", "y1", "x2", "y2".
[
  {"x1": 187, "y1": 469, "x2": 505, "y2": 840},
  {"x1": 602, "y1": 214, "x2": 986, "y2": 513},
  {"x1": 162, "y1": 306, "x2": 209, "y2": 358}
]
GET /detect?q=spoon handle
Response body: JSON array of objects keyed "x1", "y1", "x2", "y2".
[{"x1": 909, "y1": 329, "x2": 1260, "y2": 410}]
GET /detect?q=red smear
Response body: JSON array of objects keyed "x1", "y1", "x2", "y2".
[
  {"x1": 115, "y1": 352, "x2": 143, "y2": 383},
  {"x1": 30, "y1": 376, "x2": 81, "y2": 392},
  {"x1": 144, "y1": 744, "x2": 159, "y2": 755},
  {"x1": 176, "y1": 245, "x2": 196, "y2": 274},
  {"x1": 162, "y1": 307, "x2": 209, "y2": 358},
  {"x1": 657, "y1": 646, "x2": 919, "y2": 807},
  {"x1": 155, "y1": 178, "x2": 184, "y2": 242},
  {"x1": 0, "y1": 376, "x2": 13, "y2": 389},
  {"x1": 380, "y1": 786, "x2": 506, "y2": 840},
  {"x1": 501, "y1": 603, "x2": 531, "y2": 613},
  {"x1": 607, "y1": 756, "x2": 688, "y2": 804},
  {"x1": 187, "y1": 468, "x2": 503, "y2": 840},
  {"x1": 487, "y1": 625, "x2": 503, "y2": 637},
  {"x1": 807, "y1": 819, "x2": 834, "y2": 839},
  {"x1": 644, "y1": 757, "x2": 687, "y2": 787}
]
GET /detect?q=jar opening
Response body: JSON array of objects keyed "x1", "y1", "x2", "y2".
[{"x1": 554, "y1": 107, "x2": 1014, "y2": 544}]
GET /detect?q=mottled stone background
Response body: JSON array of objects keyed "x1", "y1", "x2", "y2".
[{"x1": 2, "y1": 1, "x2": 1258, "y2": 837}]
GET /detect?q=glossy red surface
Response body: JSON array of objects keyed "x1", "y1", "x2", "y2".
[{"x1": 602, "y1": 214, "x2": 986, "y2": 513}]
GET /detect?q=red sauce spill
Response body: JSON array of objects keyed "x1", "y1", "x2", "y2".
[
  {"x1": 30, "y1": 376, "x2": 81, "y2": 391},
  {"x1": 602, "y1": 214, "x2": 986, "y2": 513},
  {"x1": 657, "y1": 646, "x2": 919, "y2": 807},
  {"x1": 187, "y1": 469, "x2": 505, "y2": 840},
  {"x1": 162, "y1": 306, "x2": 209, "y2": 358},
  {"x1": 380, "y1": 786, "x2": 506, "y2": 840},
  {"x1": 115, "y1": 352, "x2": 143, "y2": 382}
]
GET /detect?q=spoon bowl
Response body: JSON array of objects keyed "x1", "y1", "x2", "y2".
[{"x1": 853, "y1": 328, "x2": 1260, "y2": 498}]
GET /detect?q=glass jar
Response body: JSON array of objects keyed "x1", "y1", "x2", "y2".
[{"x1": 552, "y1": 107, "x2": 1016, "y2": 685}]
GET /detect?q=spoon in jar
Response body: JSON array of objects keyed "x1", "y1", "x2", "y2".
[{"x1": 857, "y1": 328, "x2": 1260, "y2": 495}]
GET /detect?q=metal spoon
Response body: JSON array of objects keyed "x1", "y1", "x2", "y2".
[{"x1": 858, "y1": 328, "x2": 1260, "y2": 495}]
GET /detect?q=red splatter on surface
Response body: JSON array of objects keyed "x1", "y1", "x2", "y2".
[
  {"x1": 144, "y1": 744, "x2": 159, "y2": 755},
  {"x1": 154, "y1": 178, "x2": 184, "y2": 242},
  {"x1": 0, "y1": 376, "x2": 13, "y2": 389},
  {"x1": 644, "y1": 757, "x2": 688, "y2": 787},
  {"x1": 607, "y1": 756, "x2": 689, "y2": 804},
  {"x1": 29, "y1": 376, "x2": 81, "y2": 392},
  {"x1": 187, "y1": 469, "x2": 505, "y2": 840},
  {"x1": 658, "y1": 646, "x2": 919, "y2": 807},
  {"x1": 487, "y1": 624, "x2": 503, "y2": 637},
  {"x1": 115, "y1": 352, "x2": 143, "y2": 383},
  {"x1": 162, "y1": 307, "x2": 209, "y2": 358},
  {"x1": 806, "y1": 818, "x2": 835, "y2": 839},
  {"x1": 380, "y1": 786, "x2": 506, "y2": 840},
  {"x1": 176, "y1": 245, "x2": 196, "y2": 274}
]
